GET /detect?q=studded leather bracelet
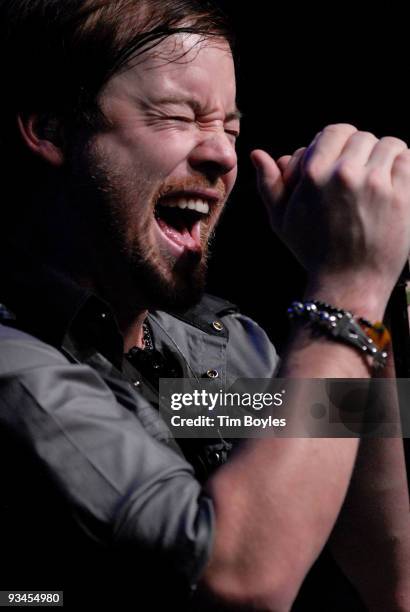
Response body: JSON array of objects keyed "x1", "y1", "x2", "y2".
[{"x1": 287, "y1": 300, "x2": 391, "y2": 369}]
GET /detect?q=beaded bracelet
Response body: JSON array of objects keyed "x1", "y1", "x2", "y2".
[{"x1": 287, "y1": 300, "x2": 390, "y2": 369}]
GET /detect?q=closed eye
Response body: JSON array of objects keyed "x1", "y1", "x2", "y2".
[
  {"x1": 225, "y1": 129, "x2": 240, "y2": 139},
  {"x1": 168, "y1": 116, "x2": 194, "y2": 123},
  {"x1": 165, "y1": 116, "x2": 239, "y2": 139}
]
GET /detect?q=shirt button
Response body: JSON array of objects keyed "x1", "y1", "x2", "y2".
[
  {"x1": 206, "y1": 369, "x2": 219, "y2": 379},
  {"x1": 133, "y1": 380, "x2": 141, "y2": 388},
  {"x1": 212, "y1": 321, "x2": 224, "y2": 332}
]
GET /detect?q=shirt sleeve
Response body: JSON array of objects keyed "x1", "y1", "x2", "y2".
[
  {"x1": 0, "y1": 325, "x2": 214, "y2": 592},
  {"x1": 222, "y1": 312, "x2": 280, "y2": 384}
]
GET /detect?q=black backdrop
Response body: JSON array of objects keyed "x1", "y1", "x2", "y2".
[{"x1": 206, "y1": 4, "x2": 408, "y2": 352}]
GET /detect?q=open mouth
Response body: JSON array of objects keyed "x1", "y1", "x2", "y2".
[{"x1": 154, "y1": 194, "x2": 213, "y2": 258}]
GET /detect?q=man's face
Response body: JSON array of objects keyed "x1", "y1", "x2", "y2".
[{"x1": 72, "y1": 34, "x2": 239, "y2": 310}]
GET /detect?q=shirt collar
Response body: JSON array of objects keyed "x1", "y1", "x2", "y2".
[{"x1": 0, "y1": 238, "x2": 124, "y2": 367}]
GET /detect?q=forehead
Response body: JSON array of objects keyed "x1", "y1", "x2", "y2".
[{"x1": 102, "y1": 34, "x2": 237, "y2": 108}]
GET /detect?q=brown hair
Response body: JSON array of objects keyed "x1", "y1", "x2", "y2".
[{"x1": 0, "y1": 0, "x2": 234, "y2": 199}]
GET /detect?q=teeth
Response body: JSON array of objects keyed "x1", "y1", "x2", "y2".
[{"x1": 159, "y1": 198, "x2": 210, "y2": 215}]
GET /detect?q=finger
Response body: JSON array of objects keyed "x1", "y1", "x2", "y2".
[
  {"x1": 303, "y1": 123, "x2": 358, "y2": 182},
  {"x1": 391, "y1": 149, "x2": 410, "y2": 195},
  {"x1": 251, "y1": 149, "x2": 285, "y2": 202},
  {"x1": 366, "y1": 136, "x2": 407, "y2": 175},
  {"x1": 277, "y1": 155, "x2": 292, "y2": 174},
  {"x1": 283, "y1": 147, "x2": 306, "y2": 187},
  {"x1": 338, "y1": 130, "x2": 379, "y2": 167}
]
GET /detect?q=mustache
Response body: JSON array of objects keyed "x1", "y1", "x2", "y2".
[{"x1": 155, "y1": 176, "x2": 226, "y2": 201}]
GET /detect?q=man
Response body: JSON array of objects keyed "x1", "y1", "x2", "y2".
[{"x1": 0, "y1": 1, "x2": 409, "y2": 610}]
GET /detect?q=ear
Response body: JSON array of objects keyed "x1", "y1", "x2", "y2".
[{"x1": 17, "y1": 112, "x2": 64, "y2": 167}]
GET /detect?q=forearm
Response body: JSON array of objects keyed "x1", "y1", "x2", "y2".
[
  {"x1": 330, "y1": 436, "x2": 410, "y2": 611},
  {"x1": 200, "y1": 328, "x2": 372, "y2": 611},
  {"x1": 330, "y1": 357, "x2": 410, "y2": 611},
  {"x1": 199, "y1": 283, "x2": 390, "y2": 610}
]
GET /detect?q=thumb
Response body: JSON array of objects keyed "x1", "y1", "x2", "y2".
[
  {"x1": 251, "y1": 149, "x2": 288, "y2": 231},
  {"x1": 251, "y1": 149, "x2": 284, "y2": 202}
]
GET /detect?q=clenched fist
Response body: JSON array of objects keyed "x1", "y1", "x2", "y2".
[{"x1": 251, "y1": 124, "x2": 410, "y2": 319}]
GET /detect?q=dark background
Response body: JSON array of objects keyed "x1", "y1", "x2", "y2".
[{"x1": 206, "y1": 4, "x2": 408, "y2": 352}]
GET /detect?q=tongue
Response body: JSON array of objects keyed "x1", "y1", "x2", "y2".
[{"x1": 157, "y1": 218, "x2": 201, "y2": 251}]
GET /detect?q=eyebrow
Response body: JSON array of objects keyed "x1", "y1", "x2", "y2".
[
  {"x1": 226, "y1": 108, "x2": 243, "y2": 122},
  {"x1": 151, "y1": 95, "x2": 242, "y2": 121}
]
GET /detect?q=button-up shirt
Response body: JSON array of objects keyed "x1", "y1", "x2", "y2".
[{"x1": 0, "y1": 239, "x2": 278, "y2": 609}]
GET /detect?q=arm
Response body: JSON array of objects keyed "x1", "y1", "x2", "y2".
[
  {"x1": 329, "y1": 351, "x2": 410, "y2": 612},
  {"x1": 197, "y1": 125, "x2": 410, "y2": 611},
  {"x1": 199, "y1": 328, "x2": 372, "y2": 611}
]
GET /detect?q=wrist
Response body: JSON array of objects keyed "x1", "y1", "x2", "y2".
[
  {"x1": 305, "y1": 276, "x2": 388, "y2": 322},
  {"x1": 287, "y1": 300, "x2": 390, "y2": 370}
]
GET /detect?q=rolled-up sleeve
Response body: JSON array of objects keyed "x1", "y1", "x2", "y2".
[
  {"x1": 223, "y1": 312, "x2": 280, "y2": 381},
  {"x1": 0, "y1": 327, "x2": 214, "y2": 590}
]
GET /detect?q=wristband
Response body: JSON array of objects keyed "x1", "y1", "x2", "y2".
[{"x1": 287, "y1": 300, "x2": 390, "y2": 369}]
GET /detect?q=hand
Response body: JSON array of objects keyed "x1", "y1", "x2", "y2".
[{"x1": 251, "y1": 124, "x2": 410, "y2": 318}]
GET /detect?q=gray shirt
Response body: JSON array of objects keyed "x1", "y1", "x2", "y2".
[{"x1": 0, "y1": 244, "x2": 278, "y2": 608}]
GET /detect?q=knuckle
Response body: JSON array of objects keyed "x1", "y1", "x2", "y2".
[
  {"x1": 333, "y1": 160, "x2": 360, "y2": 187},
  {"x1": 304, "y1": 158, "x2": 324, "y2": 183},
  {"x1": 277, "y1": 154, "x2": 291, "y2": 164},
  {"x1": 354, "y1": 130, "x2": 378, "y2": 142},
  {"x1": 323, "y1": 123, "x2": 357, "y2": 136},
  {"x1": 379, "y1": 136, "x2": 407, "y2": 149},
  {"x1": 365, "y1": 168, "x2": 390, "y2": 196},
  {"x1": 393, "y1": 149, "x2": 410, "y2": 170},
  {"x1": 293, "y1": 146, "x2": 306, "y2": 157}
]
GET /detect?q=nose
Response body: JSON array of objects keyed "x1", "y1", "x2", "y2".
[{"x1": 188, "y1": 131, "x2": 237, "y2": 182}]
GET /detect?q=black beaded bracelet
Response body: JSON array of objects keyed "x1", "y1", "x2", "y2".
[{"x1": 287, "y1": 300, "x2": 389, "y2": 369}]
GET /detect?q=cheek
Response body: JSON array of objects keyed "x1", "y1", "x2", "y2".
[
  {"x1": 95, "y1": 128, "x2": 190, "y2": 183},
  {"x1": 124, "y1": 129, "x2": 197, "y2": 178}
]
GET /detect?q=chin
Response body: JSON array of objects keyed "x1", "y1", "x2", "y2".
[{"x1": 130, "y1": 248, "x2": 208, "y2": 312}]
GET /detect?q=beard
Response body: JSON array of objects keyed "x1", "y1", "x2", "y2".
[{"x1": 64, "y1": 138, "x2": 222, "y2": 313}]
